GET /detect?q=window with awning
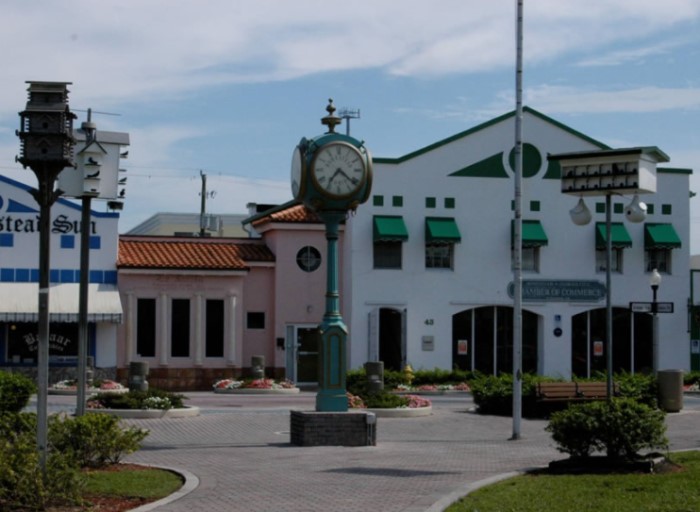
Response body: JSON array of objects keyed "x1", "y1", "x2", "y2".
[
  {"x1": 595, "y1": 222, "x2": 632, "y2": 249},
  {"x1": 644, "y1": 223, "x2": 682, "y2": 249},
  {"x1": 425, "y1": 217, "x2": 461, "y2": 244},
  {"x1": 512, "y1": 220, "x2": 548, "y2": 248},
  {"x1": 373, "y1": 216, "x2": 408, "y2": 242}
]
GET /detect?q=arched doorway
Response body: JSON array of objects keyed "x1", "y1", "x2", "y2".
[
  {"x1": 571, "y1": 308, "x2": 652, "y2": 377},
  {"x1": 452, "y1": 306, "x2": 538, "y2": 375}
]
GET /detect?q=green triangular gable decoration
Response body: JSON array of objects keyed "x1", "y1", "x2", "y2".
[{"x1": 450, "y1": 152, "x2": 509, "y2": 178}]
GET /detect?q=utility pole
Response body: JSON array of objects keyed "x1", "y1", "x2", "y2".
[{"x1": 199, "y1": 170, "x2": 207, "y2": 237}]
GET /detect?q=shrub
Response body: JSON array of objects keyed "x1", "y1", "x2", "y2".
[
  {"x1": 613, "y1": 371, "x2": 658, "y2": 407},
  {"x1": 49, "y1": 413, "x2": 149, "y2": 468},
  {"x1": 546, "y1": 398, "x2": 668, "y2": 460},
  {"x1": 469, "y1": 373, "x2": 555, "y2": 416},
  {"x1": 363, "y1": 391, "x2": 409, "y2": 409},
  {"x1": 0, "y1": 370, "x2": 36, "y2": 413},
  {"x1": 0, "y1": 424, "x2": 84, "y2": 510},
  {"x1": 684, "y1": 371, "x2": 700, "y2": 386},
  {"x1": 88, "y1": 388, "x2": 186, "y2": 410},
  {"x1": 0, "y1": 411, "x2": 37, "y2": 440}
]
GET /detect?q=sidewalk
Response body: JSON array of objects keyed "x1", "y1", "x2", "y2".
[{"x1": 44, "y1": 392, "x2": 700, "y2": 512}]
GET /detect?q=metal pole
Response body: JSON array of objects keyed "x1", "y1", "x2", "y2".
[
  {"x1": 652, "y1": 284, "x2": 659, "y2": 374},
  {"x1": 605, "y1": 193, "x2": 613, "y2": 398},
  {"x1": 36, "y1": 173, "x2": 52, "y2": 472},
  {"x1": 511, "y1": 0, "x2": 524, "y2": 441},
  {"x1": 200, "y1": 170, "x2": 207, "y2": 237},
  {"x1": 76, "y1": 195, "x2": 91, "y2": 415}
]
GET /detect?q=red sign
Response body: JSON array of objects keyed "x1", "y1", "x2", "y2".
[{"x1": 593, "y1": 341, "x2": 604, "y2": 357}]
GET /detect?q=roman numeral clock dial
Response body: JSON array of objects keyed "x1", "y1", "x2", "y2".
[{"x1": 311, "y1": 142, "x2": 366, "y2": 198}]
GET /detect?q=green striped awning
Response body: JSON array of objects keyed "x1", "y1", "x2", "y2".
[
  {"x1": 595, "y1": 222, "x2": 632, "y2": 249},
  {"x1": 425, "y1": 217, "x2": 461, "y2": 243},
  {"x1": 512, "y1": 220, "x2": 548, "y2": 248},
  {"x1": 644, "y1": 223, "x2": 682, "y2": 249},
  {"x1": 373, "y1": 216, "x2": 408, "y2": 242}
]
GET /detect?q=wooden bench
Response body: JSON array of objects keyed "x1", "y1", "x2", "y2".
[{"x1": 536, "y1": 381, "x2": 618, "y2": 403}]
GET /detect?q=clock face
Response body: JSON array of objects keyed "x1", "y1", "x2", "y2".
[
  {"x1": 290, "y1": 146, "x2": 303, "y2": 199},
  {"x1": 311, "y1": 142, "x2": 366, "y2": 198}
]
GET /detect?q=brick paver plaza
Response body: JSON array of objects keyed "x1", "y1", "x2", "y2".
[{"x1": 42, "y1": 392, "x2": 700, "y2": 512}]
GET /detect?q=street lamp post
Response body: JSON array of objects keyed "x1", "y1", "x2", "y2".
[
  {"x1": 650, "y1": 268, "x2": 662, "y2": 374},
  {"x1": 16, "y1": 81, "x2": 76, "y2": 472}
]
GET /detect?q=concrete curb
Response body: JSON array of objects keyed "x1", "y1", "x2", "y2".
[{"x1": 87, "y1": 406, "x2": 200, "y2": 419}]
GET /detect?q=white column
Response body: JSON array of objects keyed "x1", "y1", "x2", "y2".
[
  {"x1": 194, "y1": 294, "x2": 204, "y2": 366},
  {"x1": 125, "y1": 293, "x2": 134, "y2": 364},
  {"x1": 159, "y1": 293, "x2": 168, "y2": 366},
  {"x1": 227, "y1": 294, "x2": 237, "y2": 365}
]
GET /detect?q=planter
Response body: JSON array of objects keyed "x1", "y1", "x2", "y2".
[
  {"x1": 87, "y1": 406, "x2": 200, "y2": 419},
  {"x1": 48, "y1": 387, "x2": 129, "y2": 396},
  {"x1": 213, "y1": 387, "x2": 300, "y2": 395},
  {"x1": 365, "y1": 405, "x2": 432, "y2": 418}
]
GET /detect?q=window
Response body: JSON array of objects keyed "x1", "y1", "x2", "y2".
[
  {"x1": 374, "y1": 241, "x2": 402, "y2": 269},
  {"x1": 6, "y1": 323, "x2": 78, "y2": 365},
  {"x1": 530, "y1": 200, "x2": 540, "y2": 212},
  {"x1": 247, "y1": 312, "x2": 266, "y2": 329},
  {"x1": 645, "y1": 249, "x2": 671, "y2": 273},
  {"x1": 515, "y1": 247, "x2": 540, "y2": 272},
  {"x1": 205, "y1": 299, "x2": 225, "y2": 358},
  {"x1": 425, "y1": 244, "x2": 453, "y2": 269},
  {"x1": 596, "y1": 248, "x2": 623, "y2": 273},
  {"x1": 662, "y1": 204, "x2": 672, "y2": 215},
  {"x1": 296, "y1": 246, "x2": 322, "y2": 272},
  {"x1": 392, "y1": 196, "x2": 403, "y2": 207},
  {"x1": 136, "y1": 298, "x2": 156, "y2": 357},
  {"x1": 426, "y1": 197, "x2": 436, "y2": 208},
  {"x1": 444, "y1": 197, "x2": 455, "y2": 209},
  {"x1": 171, "y1": 299, "x2": 190, "y2": 357},
  {"x1": 373, "y1": 195, "x2": 384, "y2": 206}
]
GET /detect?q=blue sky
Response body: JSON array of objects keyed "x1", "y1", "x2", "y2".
[{"x1": 0, "y1": 1, "x2": 699, "y2": 249}]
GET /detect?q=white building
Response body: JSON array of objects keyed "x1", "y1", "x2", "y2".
[
  {"x1": 345, "y1": 107, "x2": 691, "y2": 379},
  {"x1": 0, "y1": 175, "x2": 123, "y2": 378}
]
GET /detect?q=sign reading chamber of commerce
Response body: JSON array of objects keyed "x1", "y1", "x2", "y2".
[{"x1": 508, "y1": 280, "x2": 606, "y2": 302}]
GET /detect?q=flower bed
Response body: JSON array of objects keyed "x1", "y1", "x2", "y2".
[
  {"x1": 347, "y1": 392, "x2": 432, "y2": 417},
  {"x1": 212, "y1": 378, "x2": 300, "y2": 394},
  {"x1": 49, "y1": 379, "x2": 128, "y2": 395},
  {"x1": 86, "y1": 389, "x2": 199, "y2": 418},
  {"x1": 392, "y1": 382, "x2": 470, "y2": 395}
]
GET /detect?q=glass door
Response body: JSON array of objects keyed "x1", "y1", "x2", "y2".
[{"x1": 295, "y1": 327, "x2": 320, "y2": 384}]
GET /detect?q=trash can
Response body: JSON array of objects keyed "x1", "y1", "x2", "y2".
[
  {"x1": 657, "y1": 369, "x2": 683, "y2": 412},
  {"x1": 364, "y1": 361, "x2": 384, "y2": 393},
  {"x1": 128, "y1": 361, "x2": 149, "y2": 392}
]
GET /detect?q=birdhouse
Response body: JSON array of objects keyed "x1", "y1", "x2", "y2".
[
  {"x1": 551, "y1": 146, "x2": 668, "y2": 197},
  {"x1": 16, "y1": 81, "x2": 76, "y2": 169}
]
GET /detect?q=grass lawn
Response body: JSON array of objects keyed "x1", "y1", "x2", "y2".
[
  {"x1": 447, "y1": 451, "x2": 700, "y2": 512},
  {"x1": 46, "y1": 464, "x2": 184, "y2": 511}
]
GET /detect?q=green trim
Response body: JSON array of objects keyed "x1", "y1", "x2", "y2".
[
  {"x1": 425, "y1": 217, "x2": 461, "y2": 243},
  {"x1": 450, "y1": 152, "x2": 508, "y2": 178},
  {"x1": 548, "y1": 146, "x2": 670, "y2": 164},
  {"x1": 512, "y1": 219, "x2": 548, "y2": 248},
  {"x1": 508, "y1": 143, "x2": 542, "y2": 178},
  {"x1": 644, "y1": 223, "x2": 681, "y2": 249},
  {"x1": 373, "y1": 106, "x2": 610, "y2": 165},
  {"x1": 595, "y1": 222, "x2": 632, "y2": 249},
  {"x1": 542, "y1": 159, "x2": 562, "y2": 180},
  {"x1": 373, "y1": 215, "x2": 408, "y2": 242}
]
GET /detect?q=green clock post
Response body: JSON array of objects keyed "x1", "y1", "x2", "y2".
[{"x1": 290, "y1": 99, "x2": 372, "y2": 412}]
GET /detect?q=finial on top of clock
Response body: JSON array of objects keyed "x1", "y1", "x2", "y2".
[{"x1": 321, "y1": 98, "x2": 341, "y2": 134}]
